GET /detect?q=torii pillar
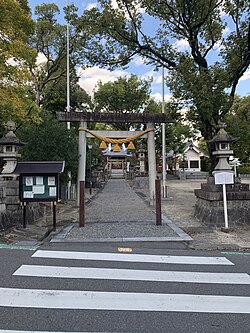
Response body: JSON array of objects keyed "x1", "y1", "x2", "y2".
[
  {"x1": 147, "y1": 122, "x2": 157, "y2": 205},
  {"x1": 77, "y1": 121, "x2": 87, "y2": 203}
]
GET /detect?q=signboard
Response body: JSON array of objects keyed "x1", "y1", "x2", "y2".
[
  {"x1": 19, "y1": 174, "x2": 59, "y2": 202},
  {"x1": 214, "y1": 171, "x2": 234, "y2": 229},
  {"x1": 214, "y1": 172, "x2": 234, "y2": 185}
]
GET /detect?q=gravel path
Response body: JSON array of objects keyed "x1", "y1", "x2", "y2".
[
  {"x1": 66, "y1": 179, "x2": 179, "y2": 240},
  {"x1": 85, "y1": 179, "x2": 156, "y2": 222}
]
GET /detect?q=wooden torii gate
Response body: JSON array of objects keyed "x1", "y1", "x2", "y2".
[{"x1": 57, "y1": 111, "x2": 172, "y2": 205}]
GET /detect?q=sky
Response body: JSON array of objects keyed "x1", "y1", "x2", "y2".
[{"x1": 29, "y1": 0, "x2": 250, "y2": 101}]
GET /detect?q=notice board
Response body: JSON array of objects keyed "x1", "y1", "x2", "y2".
[{"x1": 19, "y1": 174, "x2": 59, "y2": 202}]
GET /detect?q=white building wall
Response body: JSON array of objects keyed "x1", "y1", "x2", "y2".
[{"x1": 186, "y1": 149, "x2": 201, "y2": 172}]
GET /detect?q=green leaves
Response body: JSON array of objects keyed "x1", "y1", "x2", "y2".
[
  {"x1": 0, "y1": 0, "x2": 40, "y2": 129},
  {"x1": 73, "y1": 0, "x2": 249, "y2": 163},
  {"x1": 18, "y1": 112, "x2": 79, "y2": 184},
  {"x1": 226, "y1": 96, "x2": 250, "y2": 165},
  {"x1": 93, "y1": 75, "x2": 152, "y2": 129}
]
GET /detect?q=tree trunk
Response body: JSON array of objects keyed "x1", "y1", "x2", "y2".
[{"x1": 201, "y1": 119, "x2": 217, "y2": 172}]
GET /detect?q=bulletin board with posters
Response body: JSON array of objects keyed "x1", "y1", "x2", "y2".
[
  {"x1": 19, "y1": 173, "x2": 59, "y2": 202},
  {"x1": 14, "y1": 161, "x2": 65, "y2": 230}
]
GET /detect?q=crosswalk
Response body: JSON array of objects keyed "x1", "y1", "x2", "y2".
[{"x1": 1, "y1": 249, "x2": 250, "y2": 332}]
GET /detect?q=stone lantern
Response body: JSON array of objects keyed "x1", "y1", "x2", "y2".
[
  {"x1": 0, "y1": 121, "x2": 25, "y2": 180},
  {"x1": 194, "y1": 120, "x2": 250, "y2": 228},
  {"x1": 208, "y1": 120, "x2": 236, "y2": 173}
]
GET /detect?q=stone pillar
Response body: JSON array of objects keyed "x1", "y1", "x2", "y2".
[
  {"x1": 147, "y1": 122, "x2": 157, "y2": 205},
  {"x1": 77, "y1": 121, "x2": 87, "y2": 204}
]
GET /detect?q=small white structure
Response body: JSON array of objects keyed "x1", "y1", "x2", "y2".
[
  {"x1": 181, "y1": 141, "x2": 205, "y2": 172},
  {"x1": 166, "y1": 141, "x2": 205, "y2": 175}
]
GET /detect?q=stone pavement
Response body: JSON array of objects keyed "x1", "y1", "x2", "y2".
[
  {"x1": 1, "y1": 177, "x2": 250, "y2": 251},
  {"x1": 162, "y1": 178, "x2": 250, "y2": 251},
  {"x1": 52, "y1": 179, "x2": 191, "y2": 243}
]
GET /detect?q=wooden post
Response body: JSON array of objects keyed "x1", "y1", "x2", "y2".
[
  {"x1": 53, "y1": 202, "x2": 56, "y2": 231},
  {"x1": 22, "y1": 202, "x2": 27, "y2": 228},
  {"x1": 155, "y1": 178, "x2": 162, "y2": 225},
  {"x1": 79, "y1": 181, "x2": 85, "y2": 227}
]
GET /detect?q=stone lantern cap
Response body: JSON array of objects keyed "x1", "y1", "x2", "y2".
[
  {"x1": 0, "y1": 136, "x2": 26, "y2": 146},
  {"x1": 208, "y1": 128, "x2": 236, "y2": 144},
  {"x1": 207, "y1": 121, "x2": 237, "y2": 144},
  {"x1": 0, "y1": 120, "x2": 26, "y2": 146}
]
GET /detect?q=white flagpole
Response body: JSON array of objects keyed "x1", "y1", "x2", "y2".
[
  {"x1": 66, "y1": 0, "x2": 70, "y2": 129},
  {"x1": 162, "y1": 66, "x2": 167, "y2": 198},
  {"x1": 66, "y1": 0, "x2": 71, "y2": 199}
]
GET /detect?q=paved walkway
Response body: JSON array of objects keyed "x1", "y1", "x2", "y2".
[{"x1": 52, "y1": 179, "x2": 191, "y2": 243}]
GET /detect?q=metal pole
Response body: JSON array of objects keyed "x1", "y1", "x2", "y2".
[
  {"x1": 162, "y1": 66, "x2": 167, "y2": 198},
  {"x1": 66, "y1": 0, "x2": 70, "y2": 129},
  {"x1": 79, "y1": 180, "x2": 85, "y2": 227},
  {"x1": 155, "y1": 178, "x2": 162, "y2": 225},
  {"x1": 222, "y1": 184, "x2": 229, "y2": 228},
  {"x1": 66, "y1": 0, "x2": 72, "y2": 200},
  {"x1": 89, "y1": 147, "x2": 92, "y2": 195}
]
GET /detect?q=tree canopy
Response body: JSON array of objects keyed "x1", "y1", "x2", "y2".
[
  {"x1": 0, "y1": 0, "x2": 39, "y2": 131},
  {"x1": 0, "y1": 2, "x2": 92, "y2": 181},
  {"x1": 226, "y1": 95, "x2": 250, "y2": 170},
  {"x1": 2, "y1": 0, "x2": 249, "y2": 174},
  {"x1": 18, "y1": 112, "x2": 79, "y2": 184},
  {"x1": 93, "y1": 75, "x2": 153, "y2": 129},
  {"x1": 73, "y1": 0, "x2": 250, "y2": 161}
]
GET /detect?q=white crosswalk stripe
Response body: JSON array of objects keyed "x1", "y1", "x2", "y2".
[
  {"x1": 32, "y1": 250, "x2": 234, "y2": 265},
  {"x1": 14, "y1": 264, "x2": 250, "y2": 284},
  {"x1": 0, "y1": 331, "x2": 119, "y2": 333},
  {"x1": 1, "y1": 287, "x2": 250, "y2": 313},
  {"x1": 2, "y1": 249, "x2": 250, "y2": 315}
]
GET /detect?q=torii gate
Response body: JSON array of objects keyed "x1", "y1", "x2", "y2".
[{"x1": 57, "y1": 111, "x2": 172, "y2": 205}]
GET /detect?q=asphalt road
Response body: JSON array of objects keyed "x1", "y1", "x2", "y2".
[{"x1": 0, "y1": 242, "x2": 250, "y2": 333}]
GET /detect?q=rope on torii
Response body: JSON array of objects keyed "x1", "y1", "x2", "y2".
[{"x1": 79, "y1": 127, "x2": 154, "y2": 152}]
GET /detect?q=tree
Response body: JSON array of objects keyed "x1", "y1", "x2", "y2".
[
  {"x1": 0, "y1": 0, "x2": 39, "y2": 132},
  {"x1": 226, "y1": 95, "x2": 250, "y2": 170},
  {"x1": 18, "y1": 112, "x2": 79, "y2": 184},
  {"x1": 73, "y1": 0, "x2": 250, "y2": 164},
  {"x1": 93, "y1": 75, "x2": 153, "y2": 130},
  {"x1": 28, "y1": 3, "x2": 68, "y2": 106},
  {"x1": 0, "y1": 0, "x2": 35, "y2": 75},
  {"x1": 28, "y1": 3, "x2": 89, "y2": 108},
  {"x1": 154, "y1": 100, "x2": 196, "y2": 156},
  {"x1": 42, "y1": 67, "x2": 92, "y2": 113}
]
